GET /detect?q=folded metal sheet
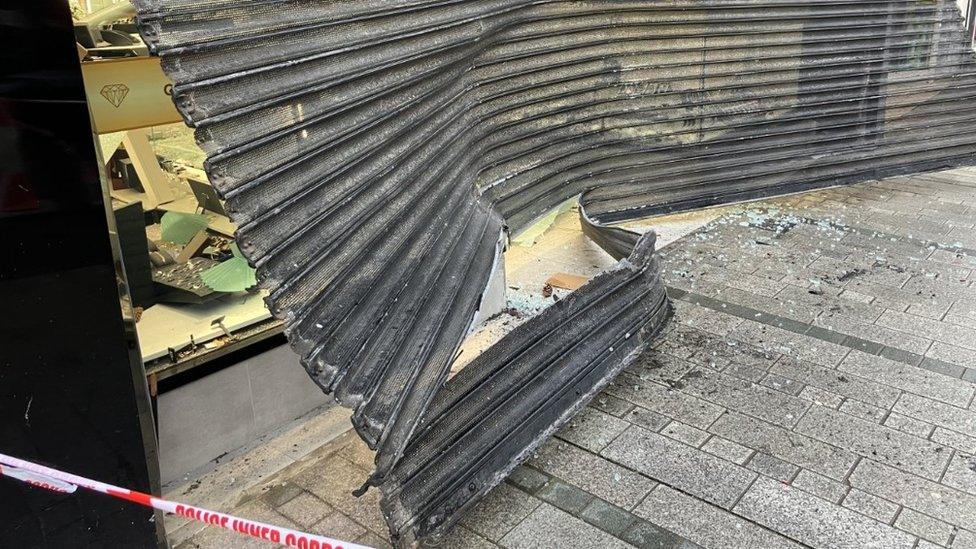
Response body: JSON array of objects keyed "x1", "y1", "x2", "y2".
[
  {"x1": 380, "y1": 232, "x2": 670, "y2": 545},
  {"x1": 132, "y1": 0, "x2": 976, "y2": 544}
]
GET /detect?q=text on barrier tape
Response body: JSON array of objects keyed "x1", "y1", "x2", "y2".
[{"x1": 0, "y1": 452, "x2": 371, "y2": 549}]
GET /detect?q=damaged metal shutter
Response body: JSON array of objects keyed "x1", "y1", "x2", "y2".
[{"x1": 132, "y1": 0, "x2": 976, "y2": 544}]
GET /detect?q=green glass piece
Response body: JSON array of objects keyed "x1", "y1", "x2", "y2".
[
  {"x1": 200, "y1": 243, "x2": 257, "y2": 292},
  {"x1": 159, "y1": 211, "x2": 209, "y2": 245}
]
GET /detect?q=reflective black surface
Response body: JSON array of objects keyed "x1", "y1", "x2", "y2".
[{"x1": 0, "y1": 2, "x2": 160, "y2": 546}]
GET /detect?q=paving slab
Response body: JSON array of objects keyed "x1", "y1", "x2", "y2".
[
  {"x1": 747, "y1": 452, "x2": 800, "y2": 482},
  {"x1": 953, "y1": 529, "x2": 976, "y2": 549},
  {"x1": 531, "y1": 438, "x2": 658, "y2": 510},
  {"x1": 557, "y1": 407, "x2": 630, "y2": 453},
  {"x1": 928, "y1": 341, "x2": 976, "y2": 370},
  {"x1": 795, "y1": 405, "x2": 951, "y2": 481},
  {"x1": 708, "y1": 411, "x2": 857, "y2": 480},
  {"x1": 678, "y1": 367, "x2": 811, "y2": 429},
  {"x1": 932, "y1": 427, "x2": 976, "y2": 454},
  {"x1": 660, "y1": 421, "x2": 709, "y2": 448},
  {"x1": 619, "y1": 520, "x2": 688, "y2": 549},
  {"x1": 893, "y1": 393, "x2": 976, "y2": 438},
  {"x1": 290, "y1": 456, "x2": 388, "y2": 536},
  {"x1": 894, "y1": 508, "x2": 953, "y2": 546},
  {"x1": 591, "y1": 393, "x2": 636, "y2": 417},
  {"x1": 839, "y1": 351, "x2": 973, "y2": 408},
  {"x1": 459, "y1": 483, "x2": 540, "y2": 542},
  {"x1": 877, "y1": 310, "x2": 976, "y2": 352},
  {"x1": 791, "y1": 470, "x2": 848, "y2": 504},
  {"x1": 620, "y1": 405, "x2": 672, "y2": 432},
  {"x1": 841, "y1": 489, "x2": 900, "y2": 524},
  {"x1": 276, "y1": 492, "x2": 332, "y2": 528},
  {"x1": 635, "y1": 485, "x2": 803, "y2": 549},
  {"x1": 578, "y1": 499, "x2": 637, "y2": 537},
  {"x1": 797, "y1": 385, "x2": 844, "y2": 409},
  {"x1": 849, "y1": 459, "x2": 976, "y2": 526},
  {"x1": 700, "y1": 436, "x2": 753, "y2": 465},
  {"x1": 734, "y1": 477, "x2": 917, "y2": 549},
  {"x1": 883, "y1": 412, "x2": 935, "y2": 439},
  {"x1": 838, "y1": 400, "x2": 887, "y2": 423},
  {"x1": 602, "y1": 425, "x2": 757, "y2": 509},
  {"x1": 499, "y1": 504, "x2": 633, "y2": 549},
  {"x1": 940, "y1": 452, "x2": 976, "y2": 497},
  {"x1": 732, "y1": 321, "x2": 852, "y2": 367},
  {"x1": 607, "y1": 373, "x2": 725, "y2": 430},
  {"x1": 770, "y1": 356, "x2": 901, "y2": 407}
]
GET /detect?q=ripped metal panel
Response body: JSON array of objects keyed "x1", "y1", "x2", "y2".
[
  {"x1": 132, "y1": 0, "x2": 976, "y2": 544},
  {"x1": 380, "y1": 233, "x2": 670, "y2": 545}
]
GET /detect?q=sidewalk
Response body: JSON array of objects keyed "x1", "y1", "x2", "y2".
[{"x1": 176, "y1": 167, "x2": 976, "y2": 548}]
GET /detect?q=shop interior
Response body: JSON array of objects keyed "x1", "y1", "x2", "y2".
[{"x1": 75, "y1": 0, "x2": 281, "y2": 388}]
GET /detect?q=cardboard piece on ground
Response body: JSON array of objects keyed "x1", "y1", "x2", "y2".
[
  {"x1": 546, "y1": 272, "x2": 590, "y2": 291},
  {"x1": 176, "y1": 230, "x2": 209, "y2": 263}
]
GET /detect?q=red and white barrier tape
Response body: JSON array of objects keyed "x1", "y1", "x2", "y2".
[{"x1": 0, "y1": 452, "x2": 371, "y2": 549}]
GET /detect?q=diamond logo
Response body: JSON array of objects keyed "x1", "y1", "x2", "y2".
[{"x1": 100, "y1": 83, "x2": 130, "y2": 108}]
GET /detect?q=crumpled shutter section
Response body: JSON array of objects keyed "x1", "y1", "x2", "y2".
[
  {"x1": 379, "y1": 233, "x2": 671, "y2": 545},
  {"x1": 133, "y1": 0, "x2": 976, "y2": 544}
]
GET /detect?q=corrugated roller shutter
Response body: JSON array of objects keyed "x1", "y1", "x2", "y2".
[{"x1": 132, "y1": 1, "x2": 976, "y2": 543}]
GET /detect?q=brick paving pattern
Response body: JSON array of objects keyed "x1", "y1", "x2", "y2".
[{"x1": 180, "y1": 167, "x2": 976, "y2": 548}]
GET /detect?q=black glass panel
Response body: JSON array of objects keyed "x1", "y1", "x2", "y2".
[{"x1": 0, "y1": 2, "x2": 160, "y2": 547}]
